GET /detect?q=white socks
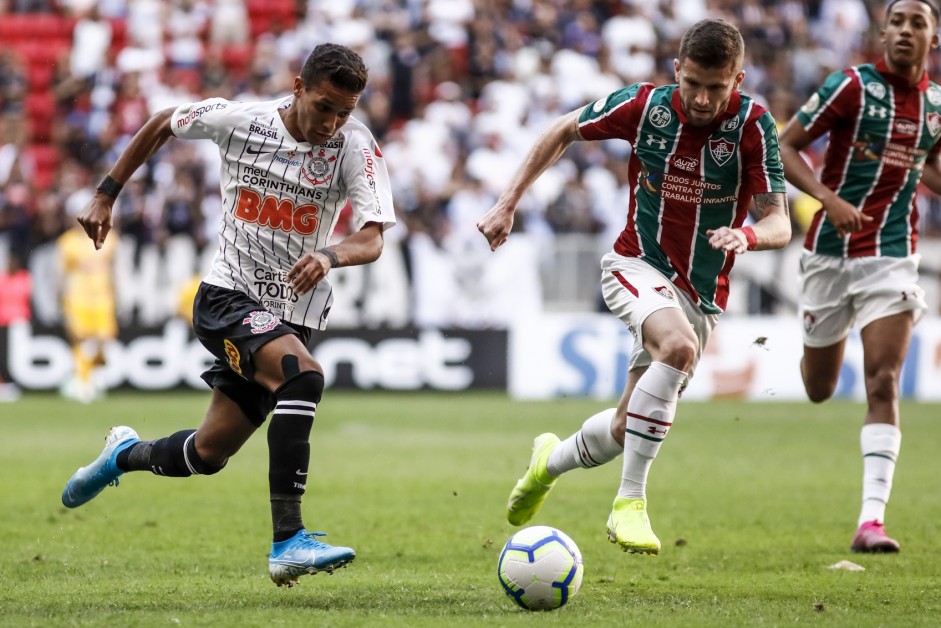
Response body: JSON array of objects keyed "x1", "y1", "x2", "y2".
[
  {"x1": 618, "y1": 362, "x2": 687, "y2": 500},
  {"x1": 546, "y1": 408, "x2": 623, "y2": 477},
  {"x1": 542, "y1": 361, "x2": 687, "y2": 502},
  {"x1": 858, "y1": 423, "x2": 901, "y2": 527}
]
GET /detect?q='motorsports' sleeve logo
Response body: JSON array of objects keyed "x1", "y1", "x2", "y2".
[{"x1": 176, "y1": 102, "x2": 228, "y2": 128}]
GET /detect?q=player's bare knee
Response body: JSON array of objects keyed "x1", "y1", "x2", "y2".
[
  {"x1": 610, "y1": 412, "x2": 626, "y2": 439},
  {"x1": 802, "y1": 369, "x2": 836, "y2": 402},
  {"x1": 800, "y1": 359, "x2": 836, "y2": 403},
  {"x1": 805, "y1": 384, "x2": 833, "y2": 404},
  {"x1": 864, "y1": 367, "x2": 899, "y2": 405},
  {"x1": 657, "y1": 336, "x2": 697, "y2": 372}
]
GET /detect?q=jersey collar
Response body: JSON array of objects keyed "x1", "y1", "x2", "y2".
[
  {"x1": 670, "y1": 88, "x2": 741, "y2": 125},
  {"x1": 875, "y1": 58, "x2": 929, "y2": 92}
]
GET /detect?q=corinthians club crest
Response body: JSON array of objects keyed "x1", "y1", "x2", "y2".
[
  {"x1": 243, "y1": 310, "x2": 281, "y2": 334},
  {"x1": 302, "y1": 150, "x2": 336, "y2": 185},
  {"x1": 709, "y1": 138, "x2": 735, "y2": 166}
]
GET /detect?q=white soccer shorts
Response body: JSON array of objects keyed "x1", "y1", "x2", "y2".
[
  {"x1": 798, "y1": 250, "x2": 926, "y2": 348},
  {"x1": 600, "y1": 251, "x2": 718, "y2": 378}
]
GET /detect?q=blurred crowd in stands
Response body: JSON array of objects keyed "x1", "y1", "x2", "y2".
[{"x1": 2, "y1": 0, "x2": 941, "y2": 327}]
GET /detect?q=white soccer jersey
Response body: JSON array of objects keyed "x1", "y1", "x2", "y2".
[{"x1": 171, "y1": 96, "x2": 396, "y2": 330}]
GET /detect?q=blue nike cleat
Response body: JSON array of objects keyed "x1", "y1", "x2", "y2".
[
  {"x1": 269, "y1": 529, "x2": 356, "y2": 587},
  {"x1": 62, "y1": 426, "x2": 140, "y2": 508}
]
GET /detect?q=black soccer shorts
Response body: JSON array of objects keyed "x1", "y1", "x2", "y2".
[{"x1": 193, "y1": 283, "x2": 312, "y2": 426}]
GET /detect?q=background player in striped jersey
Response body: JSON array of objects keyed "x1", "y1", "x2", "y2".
[
  {"x1": 779, "y1": 0, "x2": 941, "y2": 553},
  {"x1": 478, "y1": 19, "x2": 791, "y2": 555},
  {"x1": 61, "y1": 44, "x2": 396, "y2": 586}
]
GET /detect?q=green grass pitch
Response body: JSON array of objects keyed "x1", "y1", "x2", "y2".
[{"x1": 2, "y1": 391, "x2": 941, "y2": 626}]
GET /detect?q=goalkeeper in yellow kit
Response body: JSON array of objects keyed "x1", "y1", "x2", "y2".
[{"x1": 57, "y1": 188, "x2": 118, "y2": 402}]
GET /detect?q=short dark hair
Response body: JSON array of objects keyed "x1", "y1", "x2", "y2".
[
  {"x1": 299, "y1": 43, "x2": 368, "y2": 93},
  {"x1": 886, "y1": 0, "x2": 940, "y2": 25},
  {"x1": 678, "y1": 19, "x2": 744, "y2": 71}
]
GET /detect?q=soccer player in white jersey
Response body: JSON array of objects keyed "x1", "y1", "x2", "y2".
[
  {"x1": 479, "y1": 19, "x2": 791, "y2": 555},
  {"x1": 779, "y1": 0, "x2": 941, "y2": 553},
  {"x1": 61, "y1": 44, "x2": 396, "y2": 587}
]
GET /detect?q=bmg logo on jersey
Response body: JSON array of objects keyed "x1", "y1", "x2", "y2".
[{"x1": 234, "y1": 188, "x2": 320, "y2": 235}]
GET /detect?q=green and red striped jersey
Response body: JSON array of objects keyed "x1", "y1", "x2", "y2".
[
  {"x1": 578, "y1": 83, "x2": 786, "y2": 314},
  {"x1": 796, "y1": 59, "x2": 941, "y2": 258}
]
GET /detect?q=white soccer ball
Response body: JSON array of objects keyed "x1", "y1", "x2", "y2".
[{"x1": 497, "y1": 525, "x2": 584, "y2": 611}]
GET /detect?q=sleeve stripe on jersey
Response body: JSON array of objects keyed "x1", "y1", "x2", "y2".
[
  {"x1": 634, "y1": 93, "x2": 656, "y2": 148},
  {"x1": 835, "y1": 67, "x2": 867, "y2": 201},
  {"x1": 806, "y1": 72, "x2": 854, "y2": 130},
  {"x1": 577, "y1": 93, "x2": 637, "y2": 130},
  {"x1": 756, "y1": 123, "x2": 772, "y2": 192},
  {"x1": 735, "y1": 100, "x2": 753, "y2": 197},
  {"x1": 748, "y1": 102, "x2": 775, "y2": 192}
]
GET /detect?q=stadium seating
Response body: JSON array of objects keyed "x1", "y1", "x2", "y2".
[
  {"x1": 246, "y1": 0, "x2": 296, "y2": 38},
  {"x1": 3, "y1": 14, "x2": 69, "y2": 188}
]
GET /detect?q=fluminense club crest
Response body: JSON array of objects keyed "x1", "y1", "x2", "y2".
[
  {"x1": 709, "y1": 138, "x2": 735, "y2": 166},
  {"x1": 653, "y1": 285, "x2": 675, "y2": 300},
  {"x1": 928, "y1": 112, "x2": 941, "y2": 137},
  {"x1": 803, "y1": 311, "x2": 816, "y2": 334}
]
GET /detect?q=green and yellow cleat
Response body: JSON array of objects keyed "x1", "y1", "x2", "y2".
[
  {"x1": 606, "y1": 497, "x2": 661, "y2": 555},
  {"x1": 506, "y1": 433, "x2": 560, "y2": 526}
]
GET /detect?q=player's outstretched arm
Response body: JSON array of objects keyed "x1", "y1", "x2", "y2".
[
  {"x1": 707, "y1": 192, "x2": 791, "y2": 254},
  {"x1": 477, "y1": 110, "x2": 582, "y2": 251},
  {"x1": 778, "y1": 117, "x2": 871, "y2": 238},
  {"x1": 287, "y1": 222, "x2": 384, "y2": 295},
  {"x1": 78, "y1": 107, "x2": 176, "y2": 249}
]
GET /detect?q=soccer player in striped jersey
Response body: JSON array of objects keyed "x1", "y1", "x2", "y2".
[
  {"x1": 61, "y1": 44, "x2": 396, "y2": 586},
  {"x1": 779, "y1": 0, "x2": 941, "y2": 554},
  {"x1": 479, "y1": 19, "x2": 791, "y2": 555}
]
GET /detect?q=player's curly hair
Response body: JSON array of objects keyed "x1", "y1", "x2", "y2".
[
  {"x1": 678, "y1": 19, "x2": 744, "y2": 71},
  {"x1": 300, "y1": 44, "x2": 368, "y2": 93}
]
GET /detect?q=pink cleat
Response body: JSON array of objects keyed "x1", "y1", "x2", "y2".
[{"x1": 850, "y1": 520, "x2": 900, "y2": 553}]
